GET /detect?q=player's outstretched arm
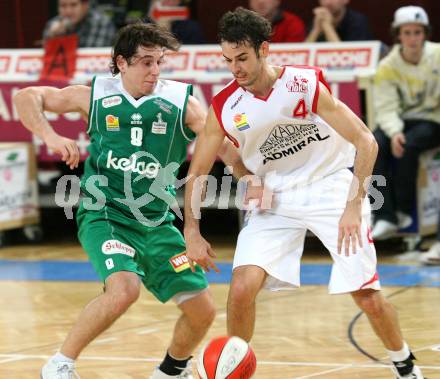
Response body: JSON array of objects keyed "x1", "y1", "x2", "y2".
[
  {"x1": 13, "y1": 85, "x2": 90, "y2": 169},
  {"x1": 316, "y1": 82, "x2": 378, "y2": 203},
  {"x1": 184, "y1": 105, "x2": 225, "y2": 273},
  {"x1": 316, "y1": 82, "x2": 378, "y2": 256}
]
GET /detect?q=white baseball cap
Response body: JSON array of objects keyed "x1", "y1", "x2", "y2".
[{"x1": 392, "y1": 6, "x2": 429, "y2": 28}]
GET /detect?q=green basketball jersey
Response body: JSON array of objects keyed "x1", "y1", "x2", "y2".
[{"x1": 81, "y1": 76, "x2": 195, "y2": 224}]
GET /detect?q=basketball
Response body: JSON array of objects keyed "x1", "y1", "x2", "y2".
[{"x1": 197, "y1": 336, "x2": 257, "y2": 379}]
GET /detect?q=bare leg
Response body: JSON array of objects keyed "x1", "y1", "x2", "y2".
[
  {"x1": 351, "y1": 289, "x2": 403, "y2": 350},
  {"x1": 227, "y1": 265, "x2": 267, "y2": 342},
  {"x1": 60, "y1": 271, "x2": 141, "y2": 359},
  {"x1": 167, "y1": 289, "x2": 216, "y2": 358}
]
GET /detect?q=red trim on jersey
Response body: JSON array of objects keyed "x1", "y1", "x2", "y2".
[
  {"x1": 254, "y1": 87, "x2": 274, "y2": 101},
  {"x1": 359, "y1": 272, "x2": 379, "y2": 290},
  {"x1": 212, "y1": 80, "x2": 240, "y2": 147},
  {"x1": 367, "y1": 227, "x2": 374, "y2": 244},
  {"x1": 252, "y1": 66, "x2": 286, "y2": 101},
  {"x1": 312, "y1": 67, "x2": 331, "y2": 113},
  {"x1": 278, "y1": 66, "x2": 287, "y2": 79}
]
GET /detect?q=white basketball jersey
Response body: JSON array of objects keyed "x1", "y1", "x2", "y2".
[{"x1": 212, "y1": 66, "x2": 355, "y2": 190}]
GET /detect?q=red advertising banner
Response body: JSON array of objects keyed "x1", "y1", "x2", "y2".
[
  {"x1": 0, "y1": 79, "x2": 360, "y2": 162},
  {"x1": 0, "y1": 42, "x2": 381, "y2": 82},
  {"x1": 40, "y1": 35, "x2": 78, "y2": 81},
  {"x1": 0, "y1": 42, "x2": 375, "y2": 162}
]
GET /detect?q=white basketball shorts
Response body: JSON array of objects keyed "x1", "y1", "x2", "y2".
[{"x1": 233, "y1": 169, "x2": 381, "y2": 294}]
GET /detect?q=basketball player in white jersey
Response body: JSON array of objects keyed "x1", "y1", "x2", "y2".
[{"x1": 184, "y1": 7, "x2": 423, "y2": 379}]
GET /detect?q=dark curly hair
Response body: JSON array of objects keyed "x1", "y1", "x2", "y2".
[
  {"x1": 218, "y1": 7, "x2": 272, "y2": 55},
  {"x1": 110, "y1": 23, "x2": 180, "y2": 76}
]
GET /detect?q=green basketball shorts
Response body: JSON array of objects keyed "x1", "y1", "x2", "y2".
[{"x1": 76, "y1": 203, "x2": 208, "y2": 303}]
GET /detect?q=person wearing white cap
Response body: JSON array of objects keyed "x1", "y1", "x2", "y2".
[{"x1": 371, "y1": 6, "x2": 440, "y2": 247}]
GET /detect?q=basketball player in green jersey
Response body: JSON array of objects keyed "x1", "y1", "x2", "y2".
[{"x1": 14, "y1": 23, "x2": 219, "y2": 379}]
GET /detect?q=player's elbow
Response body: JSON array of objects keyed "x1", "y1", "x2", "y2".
[
  {"x1": 357, "y1": 131, "x2": 378, "y2": 159},
  {"x1": 218, "y1": 140, "x2": 240, "y2": 167},
  {"x1": 218, "y1": 145, "x2": 232, "y2": 165},
  {"x1": 367, "y1": 132, "x2": 378, "y2": 158},
  {"x1": 13, "y1": 87, "x2": 40, "y2": 109},
  {"x1": 13, "y1": 88, "x2": 28, "y2": 107}
]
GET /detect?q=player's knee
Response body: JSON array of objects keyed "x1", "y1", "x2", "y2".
[
  {"x1": 229, "y1": 282, "x2": 255, "y2": 307},
  {"x1": 193, "y1": 303, "x2": 215, "y2": 331},
  {"x1": 203, "y1": 301, "x2": 216, "y2": 326},
  {"x1": 355, "y1": 292, "x2": 385, "y2": 318},
  {"x1": 195, "y1": 296, "x2": 216, "y2": 328},
  {"x1": 107, "y1": 283, "x2": 140, "y2": 314}
]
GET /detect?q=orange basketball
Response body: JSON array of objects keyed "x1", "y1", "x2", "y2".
[{"x1": 197, "y1": 336, "x2": 256, "y2": 379}]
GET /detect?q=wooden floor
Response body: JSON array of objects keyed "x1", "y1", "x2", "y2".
[{"x1": 0, "y1": 242, "x2": 439, "y2": 379}]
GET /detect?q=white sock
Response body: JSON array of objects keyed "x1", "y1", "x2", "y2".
[
  {"x1": 387, "y1": 342, "x2": 411, "y2": 362},
  {"x1": 52, "y1": 352, "x2": 75, "y2": 363}
]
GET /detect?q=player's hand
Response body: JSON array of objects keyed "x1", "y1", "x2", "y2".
[
  {"x1": 44, "y1": 132, "x2": 80, "y2": 170},
  {"x1": 391, "y1": 132, "x2": 406, "y2": 158},
  {"x1": 244, "y1": 182, "x2": 273, "y2": 210},
  {"x1": 185, "y1": 230, "x2": 219, "y2": 273},
  {"x1": 338, "y1": 202, "x2": 363, "y2": 256}
]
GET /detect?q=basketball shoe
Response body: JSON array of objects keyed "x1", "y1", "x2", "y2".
[
  {"x1": 393, "y1": 357, "x2": 424, "y2": 378},
  {"x1": 150, "y1": 360, "x2": 194, "y2": 378},
  {"x1": 40, "y1": 359, "x2": 79, "y2": 379}
]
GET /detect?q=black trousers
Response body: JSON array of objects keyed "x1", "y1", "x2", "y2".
[{"x1": 372, "y1": 120, "x2": 440, "y2": 223}]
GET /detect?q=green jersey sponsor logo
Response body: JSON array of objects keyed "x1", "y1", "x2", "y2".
[
  {"x1": 106, "y1": 150, "x2": 160, "y2": 178},
  {"x1": 151, "y1": 112, "x2": 167, "y2": 135}
]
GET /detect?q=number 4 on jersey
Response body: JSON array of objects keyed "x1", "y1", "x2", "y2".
[{"x1": 293, "y1": 99, "x2": 308, "y2": 119}]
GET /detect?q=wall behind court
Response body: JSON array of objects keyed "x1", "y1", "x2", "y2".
[{"x1": 0, "y1": 0, "x2": 49, "y2": 48}]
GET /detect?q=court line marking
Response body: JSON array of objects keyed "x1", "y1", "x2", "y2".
[
  {"x1": 0, "y1": 354, "x2": 439, "y2": 370},
  {"x1": 293, "y1": 364, "x2": 359, "y2": 379},
  {"x1": 0, "y1": 357, "x2": 27, "y2": 364},
  {"x1": 94, "y1": 337, "x2": 118, "y2": 344},
  {"x1": 137, "y1": 328, "x2": 159, "y2": 335},
  {"x1": 291, "y1": 343, "x2": 440, "y2": 378}
]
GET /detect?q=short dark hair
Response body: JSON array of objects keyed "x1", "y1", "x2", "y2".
[
  {"x1": 218, "y1": 7, "x2": 272, "y2": 54},
  {"x1": 110, "y1": 23, "x2": 180, "y2": 75}
]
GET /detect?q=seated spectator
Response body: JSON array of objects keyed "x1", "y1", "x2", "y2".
[
  {"x1": 371, "y1": 6, "x2": 440, "y2": 240},
  {"x1": 143, "y1": 0, "x2": 206, "y2": 44},
  {"x1": 420, "y1": 213, "x2": 440, "y2": 265},
  {"x1": 249, "y1": 0, "x2": 305, "y2": 42},
  {"x1": 306, "y1": 0, "x2": 373, "y2": 42},
  {"x1": 43, "y1": 0, "x2": 116, "y2": 47}
]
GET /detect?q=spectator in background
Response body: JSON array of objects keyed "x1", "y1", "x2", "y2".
[
  {"x1": 306, "y1": 0, "x2": 372, "y2": 42},
  {"x1": 144, "y1": 0, "x2": 206, "y2": 44},
  {"x1": 43, "y1": 0, "x2": 116, "y2": 47},
  {"x1": 371, "y1": 6, "x2": 440, "y2": 240},
  {"x1": 249, "y1": 0, "x2": 305, "y2": 43}
]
